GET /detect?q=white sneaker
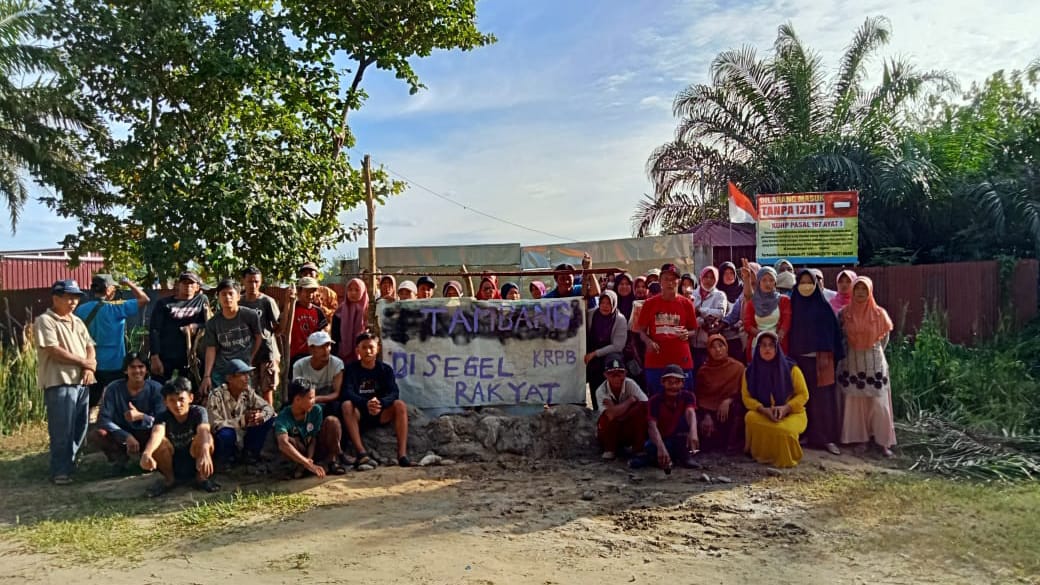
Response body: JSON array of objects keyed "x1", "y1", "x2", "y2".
[{"x1": 601, "y1": 451, "x2": 616, "y2": 461}]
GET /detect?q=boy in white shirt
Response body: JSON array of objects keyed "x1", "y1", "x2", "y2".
[{"x1": 595, "y1": 354, "x2": 649, "y2": 461}]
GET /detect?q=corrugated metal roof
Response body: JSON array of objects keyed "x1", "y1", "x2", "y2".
[
  {"x1": 684, "y1": 220, "x2": 757, "y2": 247},
  {"x1": 0, "y1": 249, "x2": 106, "y2": 291}
]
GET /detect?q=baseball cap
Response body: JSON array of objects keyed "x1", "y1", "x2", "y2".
[
  {"x1": 91, "y1": 274, "x2": 117, "y2": 289},
  {"x1": 298, "y1": 261, "x2": 319, "y2": 274},
  {"x1": 178, "y1": 271, "x2": 202, "y2": 284},
  {"x1": 398, "y1": 280, "x2": 418, "y2": 294},
  {"x1": 226, "y1": 358, "x2": 255, "y2": 375},
  {"x1": 646, "y1": 268, "x2": 661, "y2": 277},
  {"x1": 603, "y1": 353, "x2": 626, "y2": 373},
  {"x1": 296, "y1": 276, "x2": 320, "y2": 289},
  {"x1": 417, "y1": 276, "x2": 436, "y2": 288},
  {"x1": 51, "y1": 279, "x2": 85, "y2": 296},
  {"x1": 307, "y1": 331, "x2": 333, "y2": 346},
  {"x1": 659, "y1": 263, "x2": 682, "y2": 278},
  {"x1": 661, "y1": 364, "x2": 687, "y2": 380}
]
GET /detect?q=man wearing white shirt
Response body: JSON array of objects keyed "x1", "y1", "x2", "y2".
[{"x1": 292, "y1": 331, "x2": 344, "y2": 418}]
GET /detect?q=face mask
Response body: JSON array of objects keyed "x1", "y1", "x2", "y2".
[{"x1": 798, "y1": 283, "x2": 816, "y2": 297}]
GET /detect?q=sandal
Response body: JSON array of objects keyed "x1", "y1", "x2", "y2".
[
  {"x1": 51, "y1": 475, "x2": 73, "y2": 486},
  {"x1": 353, "y1": 452, "x2": 372, "y2": 470},
  {"x1": 195, "y1": 478, "x2": 221, "y2": 493},
  {"x1": 327, "y1": 461, "x2": 347, "y2": 475}
]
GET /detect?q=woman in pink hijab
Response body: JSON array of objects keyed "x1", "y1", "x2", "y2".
[
  {"x1": 529, "y1": 280, "x2": 547, "y2": 299},
  {"x1": 332, "y1": 278, "x2": 369, "y2": 364},
  {"x1": 829, "y1": 270, "x2": 857, "y2": 314}
]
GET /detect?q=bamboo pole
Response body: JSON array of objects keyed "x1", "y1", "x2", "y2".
[{"x1": 363, "y1": 155, "x2": 380, "y2": 338}]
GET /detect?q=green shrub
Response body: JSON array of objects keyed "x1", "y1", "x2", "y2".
[{"x1": 887, "y1": 311, "x2": 1040, "y2": 433}]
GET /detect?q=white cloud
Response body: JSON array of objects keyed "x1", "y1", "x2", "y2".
[
  {"x1": 641, "y1": 0, "x2": 1040, "y2": 90},
  {"x1": 639, "y1": 95, "x2": 669, "y2": 110}
]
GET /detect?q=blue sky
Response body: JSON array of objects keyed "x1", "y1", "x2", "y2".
[{"x1": 6, "y1": 0, "x2": 1040, "y2": 263}]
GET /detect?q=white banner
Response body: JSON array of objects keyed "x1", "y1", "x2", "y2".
[{"x1": 377, "y1": 297, "x2": 587, "y2": 409}]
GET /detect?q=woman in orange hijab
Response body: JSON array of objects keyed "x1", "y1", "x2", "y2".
[
  {"x1": 694, "y1": 334, "x2": 746, "y2": 453},
  {"x1": 837, "y1": 276, "x2": 896, "y2": 457}
]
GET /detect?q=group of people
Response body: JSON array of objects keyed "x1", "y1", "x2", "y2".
[
  {"x1": 585, "y1": 259, "x2": 896, "y2": 471},
  {"x1": 34, "y1": 263, "x2": 411, "y2": 493},
  {"x1": 33, "y1": 254, "x2": 895, "y2": 492}
]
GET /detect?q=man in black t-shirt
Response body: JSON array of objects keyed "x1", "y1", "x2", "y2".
[
  {"x1": 149, "y1": 272, "x2": 209, "y2": 383},
  {"x1": 139, "y1": 378, "x2": 219, "y2": 496},
  {"x1": 341, "y1": 332, "x2": 411, "y2": 468}
]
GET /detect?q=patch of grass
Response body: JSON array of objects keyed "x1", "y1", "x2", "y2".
[
  {"x1": 174, "y1": 490, "x2": 312, "y2": 529},
  {"x1": 804, "y1": 473, "x2": 1040, "y2": 578},
  {"x1": 12, "y1": 490, "x2": 314, "y2": 563}
]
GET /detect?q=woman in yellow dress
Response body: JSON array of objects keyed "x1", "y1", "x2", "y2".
[{"x1": 741, "y1": 331, "x2": 809, "y2": 468}]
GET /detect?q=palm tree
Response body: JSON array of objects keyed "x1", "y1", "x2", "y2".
[
  {"x1": 635, "y1": 17, "x2": 954, "y2": 260},
  {"x1": 0, "y1": 0, "x2": 100, "y2": 233}
]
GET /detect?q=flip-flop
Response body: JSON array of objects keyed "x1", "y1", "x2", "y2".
[{"x1": 195, "y1": 478, "x2": 221, "y2": 493}]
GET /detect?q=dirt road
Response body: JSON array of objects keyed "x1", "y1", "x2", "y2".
[{"x1": 2, "y1": 449, "x2": 1030, "y2": 585}]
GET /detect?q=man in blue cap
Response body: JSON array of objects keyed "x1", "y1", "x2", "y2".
[
  {"x1": 206, "y1": 358, "x2": 275, "y2": 468},
  {"x1": 34, "y1": 280, "x2": 96, "y2": 484}
]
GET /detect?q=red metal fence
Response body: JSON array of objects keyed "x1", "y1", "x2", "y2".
[
  {"x1": 3, "y1": 261, "x2": 1037, "y2": 347},
  {"x1": 817, "y1": 260, "x2": 1038, "y2": 344}
]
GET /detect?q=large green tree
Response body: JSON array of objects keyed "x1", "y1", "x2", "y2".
[
  {"x1": 42, "y1": 0, "x2": 493, "y2": 282},
  {"x1": 918, "y1": 65, "x2": 1040, "y2": 259},
  {"x1": 635, "y1": 17, "x2": 953, "y2": 263},
  {"x1": 0, "y1": 0, "x2": 101, "y2": 233}
]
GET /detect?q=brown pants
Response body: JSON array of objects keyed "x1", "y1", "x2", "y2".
[
  {"x1": 597, "y1": 401, "x2": 648, "y2": 454},
  {"x1": 696, "y1": 399, "x2": 746, "y2": 453},
  {"x1": 89, "y1": 427, "x2": 151, "y2": 464},
  {"x1": 153, "y1": 435, "x2": 214, "y2": 483},
  {"x1": 283, "y1": 416, "x2": 343, "y2": 464}
]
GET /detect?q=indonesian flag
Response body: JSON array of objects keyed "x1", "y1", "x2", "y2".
[{"x1": 728, "y1": 181, "x2": 758, "y2": 224}]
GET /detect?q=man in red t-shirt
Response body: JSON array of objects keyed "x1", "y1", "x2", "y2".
[
  {"x1": 279, "y1": 277, "x2": 329, "y2": 369},
  {"x1": 630, "y1": 364, "x2": 699, "y2": 470},
  {"x1": 637, "y1": 263, "x2": 698, "y2": 395}
]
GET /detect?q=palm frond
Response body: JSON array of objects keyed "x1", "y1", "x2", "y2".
[
  {"x1": 831, "y1": 16, "x2": 891, "y2": 131},
  {"x1": 0, "y1": 154, "x2": 29, "y2": 228}
]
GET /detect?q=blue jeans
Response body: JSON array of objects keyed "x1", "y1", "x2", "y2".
[
  {"x1": 213, "y1": 419, "x2": 273, "y2": 463},
  {"x1": 643, "y1": 434, "x2": 692, "y2": 468},
  {"x1": 44, "y1": 384, "x2": 90, "y2": 478},
  {"x1": 644, "y1": 367, "x2": 694, "y2": 396}
]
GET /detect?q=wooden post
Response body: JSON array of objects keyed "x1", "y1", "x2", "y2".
[{"x1": 363, "y1": 154, "x2": 381, "y2": 338}]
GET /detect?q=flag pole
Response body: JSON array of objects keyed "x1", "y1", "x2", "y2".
[{"x1": 729, "y1": 220, "x2": 734, "y2": 264}]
